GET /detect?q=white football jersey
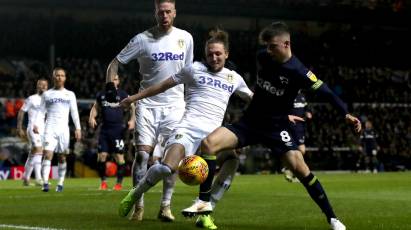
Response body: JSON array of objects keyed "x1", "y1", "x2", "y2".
[
  {"x1": 38, "y1": 88, "x2": 81, "y2": 131},
  {"x1": 117, "y1": 26, "x2": 193, "y2": 108},
  {"x1": 172, "y1": 62, "x2": 253, "y2": 127},
  {"x1": 21, "y1": 94, "x2": 45, "y2": 130}
]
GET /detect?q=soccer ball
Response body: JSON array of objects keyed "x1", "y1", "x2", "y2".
[
  {"x1": 178, "y1": 155, "x2": 209, "y2": 186},
  {"x1": 105, "y1": 161, "x2": 117, "y2": 177}
]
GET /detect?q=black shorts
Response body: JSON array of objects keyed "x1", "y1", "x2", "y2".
[
  {"x1": 225, "y1": 117, "x2": 298, "y2": 155},
  {"x1": 290, "y1": 122, "x2": 305, "y2": 145},
  {"x1": 98, "y1": 124, "x2": 126, "y2": 154}
]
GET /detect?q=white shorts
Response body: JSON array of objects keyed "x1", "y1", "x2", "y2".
[
  {"x1": 27, "y1": 127, "x2": 43, "y2": 148},
  {"x1": 165, "y1": 115, "x2": 220, "y2": 156},
  {"x1": 135, "y1": 105, "x2": 184, "y2": 147},
  {"x1": 43, "y1": 127, "x2": 70, "y2": 153},
  {"x1": 153, "y1": 135, "x2": 166, "y2": 158}
]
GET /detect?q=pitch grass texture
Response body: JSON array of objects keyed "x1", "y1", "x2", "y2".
[{"x1": 1, "y1": 172, "x2": 410, "y2": 230}]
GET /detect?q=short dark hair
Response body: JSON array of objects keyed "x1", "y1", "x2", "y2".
[
  {"x1": 259, "y1": 21, "x2": 290, "y2": 44},
  {"x1": 206, "y1": 27, "x2": 229, "y2": 52},
  {"x1": 155, "y1": 0, "x2": 175, "y2": 5},
  {"x1": 52, "y1": 67, "x2": 66, "y2": 76},
  {"x1": 37, "y1": 77, "x2": 49, "y2": 83}
]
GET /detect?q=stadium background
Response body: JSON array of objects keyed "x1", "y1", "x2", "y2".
[{"x1": 0, "y1": 0, "x2": 410, "y2": 179}]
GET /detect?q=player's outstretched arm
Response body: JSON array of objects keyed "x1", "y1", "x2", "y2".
[
  {"x1": 106, "y1": 58, "x2": 120, "y2": 83},
  {"x1": 120, "y1": 77, "x2": 177, "y2": 108},
  {"x1": 288, "y1": 115, "x2": 305, "y2": 124},
  {"x1": 127, "y1": 103, "x2": 136, "y2": 130},
  {"x1": 345, "y1": 114, "x2": 362, "y2": 133},
  {"x1": 16, "y1": 109, "x2": 26, "y2": 138},
  {"x1": 88, "y1": 102, "x2": 99, "y2": 129}
]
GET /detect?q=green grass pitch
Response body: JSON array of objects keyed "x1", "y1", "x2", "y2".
[{"x1": 1, "y1": 172, "x2": 410, "y2": 230}]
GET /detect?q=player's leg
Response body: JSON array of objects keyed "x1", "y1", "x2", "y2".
[
  {"x1": 210, "y1": 150, "x2": 240, "y2": 208},
  {"x1": 119, "y1": 143, "x2": 185, "y2": 217},
  {"x1": 56, "y1": 153, "x2": 67, "y2": 192},
  {"x1": 282, "y1": 150, "x2": 345, "y2": 230},
  {"x1": 155, "y1": 106, "x2": 185, "y2": 221},
  {"x1": 23, "y1": 130, "x2": 43, "y2": 186},
  {"x1": 283, "y1": 125, "x2": 305, "y2": 182},
  {"x1": 111, "y1": 126, "x2": 127, "y2": 190},
  {"x1": 97, "y1": 152, "x2": 109, "y2": 190},
  {"x1": 41, "y1": 150, "x2": 54, "y2": 192},
  {"x1": 182, "y1": 127, "x2": 239, "y2": 217},
  {"x1": 129, "y1": 106, "x2": 156, "y2": 220},
  {"x1": 32, "y1": 146, "x2": 44, "y2": 186},
  {"x1": 23, "y1": 153, "x2": 34, "y2": 186},
  {"x1": 152, "y1": 137, "x2": 176, "y2": 222},
  {"x1": 54, "y1": 128, "x2": 70, "y2": 192},
  {"x1": 113, "y1": 153, "x2": 126, "y2": 190}
]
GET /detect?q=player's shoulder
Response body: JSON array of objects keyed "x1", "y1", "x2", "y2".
[
  {"x1": 27, "y1": 94, "x2": 39, "y2": 100},
  {"x1": 192, "y1": 61, "x2": 207, "y2": 70},
  {"x1": 172, "y1": 27, "x2": 193, "y2": 37},
  {"x1": 63, "y1": 88, "x2": 76, "y2": 96},
  {"x1": 117, "y1": 89, "x2": 129, "y2": 97}
]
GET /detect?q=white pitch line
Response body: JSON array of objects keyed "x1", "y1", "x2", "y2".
[{"x1": 0, "y1": 224, "x2": 65, "y2": 230}]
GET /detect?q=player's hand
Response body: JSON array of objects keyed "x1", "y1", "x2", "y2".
[
  {"x1": 33, "y1": 125, "x2": 39, "y2": 134},
  {"x1": 305, "y1": 111, "x2": 313, "y2": 120},
  {"x1": 120, "y1": 96, "x2": 135, "y2": 109},
  {"x1": 89, "y1": 117, "x2": 97, "y2": 129},
  {"x1": 345, "y1": 114, "x2": 362, "y2": 133},
  {"x1": 288, "y1": 115, "x2": 304, "y2": 124},
  {"x1": 17, "y1": 128, "x2": 25, "y2": 138},
  {"x1": 127, "y1": 120, "x2": 135, "y2": 130},
  {"x1": 75, "y1": 129, "x2": 82, "y2": 141}
]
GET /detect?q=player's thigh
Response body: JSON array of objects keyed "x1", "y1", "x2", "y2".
[
  {"x1": 27, "y1": 128, "x2": 43, "y2": 152},
  {"x1": 281, "y1": 150, "x2": 310, "y2": 178},
  {"x1": 56, "y1": 128, "x2": 70, "y2": 154},
  {"x1": 201, "y1": 127, "x2": 239, "y2": 154},
  {"x1": 162, "y1": 143, "x2": 185, "y2": 171},
  {"x1": 98, "y1": 152, "x2": 109, "y2": 161},
  {"x1": 135, "y1": 106, "x2": 157, "y2": 147},
  {"x1": 113, "y1": 153, "x2": 125, "y2": 164}
]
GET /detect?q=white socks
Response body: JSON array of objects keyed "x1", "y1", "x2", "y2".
[
  {"x1": 133, "y1": 164, "x2": 172, "y2": 200},
  {"x1": 42, "y1": 160, "x2": 51, "y2": 184},
  {"x1": 211, "y1": 158, "x2": 239, "y2": 209},
  {"x1": 32, "y1": 154, "x2": 43, "y2": 182},
  {"x1": 161, "y1": 171, "x2": 177, "y2": 207},
  {"x1": 57, "y1": 162, "x2": 67, "y2": 186},
  {"x1": 133, "y1": 151, "x2": 150, "y2": 207},
  {"x1": 23, "y1": 155, "x2": 34, "y2": 180}
]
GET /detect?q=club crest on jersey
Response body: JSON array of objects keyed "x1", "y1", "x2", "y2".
[
  {"x1": 279, "y1": 76, "x2": 289, "y2": 85},
  {"x1": 178, "y1": 39, "x2": 185, "y2": 49},
  {"x1": 226, "y1": 74, "x2": 234, "y2": 83},
  {"x1": 306, "y1": 71, "x2": 318, "y2": 82},
  {"x1": 175, "y1": 134, "x2": 183, "y2": 139}
]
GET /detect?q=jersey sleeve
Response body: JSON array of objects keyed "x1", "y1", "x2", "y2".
[
  {"x1": 172, "y1": 64, "x2": 195, "y2": 85},
  {"x1": 21, "y1": 98, "x2": 31, "y2": 112},
  {"x1": 117, "y1": 34, "x2": 143, "y2": 64},
  {"x1": 295, "y1": 63, "x2": 324, "y2": 91},
  {"x1": 69, "y1": 92, "x2": 81, "y2": 130},
  {"x1": 234, "y1": 73, "x2": 253, "y2": 100},
  {"x1": 33, "y1": 94, "x2": 46, "y2": 127}
]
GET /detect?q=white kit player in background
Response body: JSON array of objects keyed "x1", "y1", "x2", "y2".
[
  {"x1": 33, "y1": 67, "x2": 82, "y2": 192},
  {"x1": 118, "y1": 28, "x2": 253, "y2": 222},
  {"x1": 17, "y1": 78, "x2": 49, "y2": 186},
  {"x1": 106, "y1": 0, "x2": 193, "y2": 222}
]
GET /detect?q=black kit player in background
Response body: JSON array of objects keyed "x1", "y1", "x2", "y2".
[
  {"x1": 89, "y1": 75, "x2": 135, "y2": 190},
  {"x1": 283, "y1": 91, "x2": 313, "y2": 182},
  {"x1": 184, "y1": 21, "x2": 361, "y2": 230},
  {"x1": 358, "y1": 120, "x2": 380, "y2": 173}
]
